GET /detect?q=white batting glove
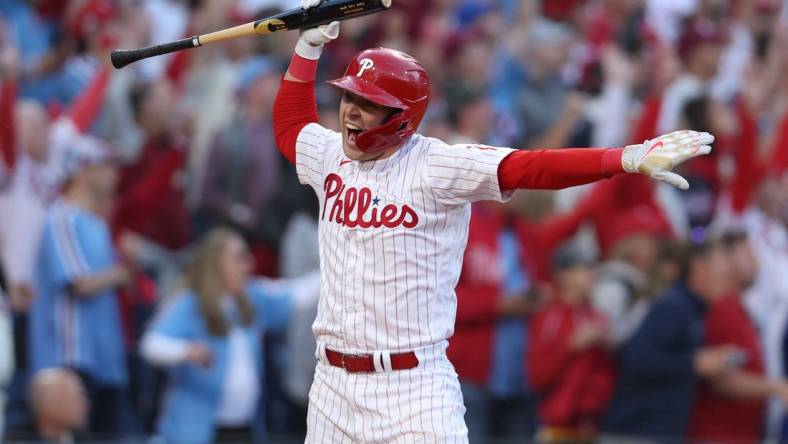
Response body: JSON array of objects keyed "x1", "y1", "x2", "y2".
[
  {"x1": 300, "y1": 0, "x2": 321, "y2": 8},
  {"x1": 295, "y1": 0, "x2": 340, "y2": 60},
  {"x1": 622, "y1": 130, "x2": 714, "y2": 190}
]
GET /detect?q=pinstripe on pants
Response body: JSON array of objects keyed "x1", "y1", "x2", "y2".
[{"x1": 306, "y1": 358, "x2": 468, "y2": 443}]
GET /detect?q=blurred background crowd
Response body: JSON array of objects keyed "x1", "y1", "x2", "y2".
[{"x1": 0, "y1": 0, "x2": 786, "y2": 442}]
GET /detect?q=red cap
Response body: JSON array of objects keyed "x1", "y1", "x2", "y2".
[
  {"x1": 678, "y1": 18, "x2": 725, "y2": 60},
  {"x1": 542, "y1": 0, "x2": 588, "y2": 22},
  {"x1": 67, "y1": 0, "x2": 115, "y2": 40},
  {"x1": 597, "y1": 205, "x2": 672, "y2": 255},
  {"x1": 756, "y1": 0, "x2": 781, "y2": 13},
  {"x1": 328, "y1": 48, "x2": 430, "y2": 153}
]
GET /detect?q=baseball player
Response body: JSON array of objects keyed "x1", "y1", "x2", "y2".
[{"x1": 272, "y1": 2, "x2": 714, "y2": 442}]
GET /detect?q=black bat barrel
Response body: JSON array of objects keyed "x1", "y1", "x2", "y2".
[{"x1": 256, "y1": 0, "x2": 391, "y2": 33}]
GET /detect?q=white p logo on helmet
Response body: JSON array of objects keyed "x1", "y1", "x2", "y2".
[{"x1": 357, "y1": 58, "x2": 374, "y2": 77}]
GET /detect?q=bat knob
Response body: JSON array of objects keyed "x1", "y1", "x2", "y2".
[
  {"x1": 110, "y1": 37, "x2": 198, "y2": 70},
  {"x1": 111, "y1": 50, "x2": 134, "y2": 69}
]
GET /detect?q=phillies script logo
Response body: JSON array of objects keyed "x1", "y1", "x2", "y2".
[{"x1": 322, "y1": 173, "x2": 419, "y2": 229}]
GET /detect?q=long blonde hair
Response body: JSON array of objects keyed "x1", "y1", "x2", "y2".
[{"x1": 184, "y1": 228, "x2": 254, "y2": 336}]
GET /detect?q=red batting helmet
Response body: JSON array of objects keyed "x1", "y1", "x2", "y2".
[{"x1": 327, "y1": 47, "x2": 430, "y2": 153}]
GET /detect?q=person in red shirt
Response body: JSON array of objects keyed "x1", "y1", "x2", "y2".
[
  {"x1": 113, "y1": 79, "x2": 190, "y2": 251},
  {"x1": 528, "y1": 245, "x2": 616, "y2": 443},
  {"x1": 449, "y1": 201, "x2": 547, "y2": 441},
  {"x1": 688, "y1": 231, "x2": 788, "y2": 444}
]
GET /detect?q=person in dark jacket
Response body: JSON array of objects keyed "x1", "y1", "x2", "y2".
[{"x1": 601, "y1": 235, "x2": 742, "y2": 443}]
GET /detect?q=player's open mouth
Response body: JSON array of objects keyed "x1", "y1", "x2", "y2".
[{"x1": 346, "y1": 123, "x2": 363, "y2": 144}]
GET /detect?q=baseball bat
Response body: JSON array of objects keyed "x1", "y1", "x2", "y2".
[{"x1": 110, "y1": 0, "x2": 392, "y2": 69}]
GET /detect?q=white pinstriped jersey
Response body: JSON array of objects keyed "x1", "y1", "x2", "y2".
[{"x1": 295, "y1": 123, "x2": 515, "y2": 353}]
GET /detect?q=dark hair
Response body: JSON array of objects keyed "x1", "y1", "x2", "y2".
[
  {"x1": 755, "y1": 32, "x2": 771, "y2": 60},
  {"x1": 616, "y1": 7, "x2": 646, "y2": 56},
  {"x1": 683, "y1": 95, "x2": 711, "y2": 133},
  {"x1": 675, "y1": 229, "x2": 720, "y2": 281},
  {"x1": 643, "y1": 238, "x2": 683, "y2": 298},
  {"x1": 445, "y1": 85, "x2": 486, "y2": 127},
  {"x1": 129, "y1": 82, "x2": 152, "y2": 123},
  {"x1": 719, "y1": 230, "x2": 748, "y2": 249},
  {"x1": 0, "y1": 259, "x2": 6, "y2": 294},
  {"x1": 551, "y1": 242, "x2": 595, "y2": 273}
]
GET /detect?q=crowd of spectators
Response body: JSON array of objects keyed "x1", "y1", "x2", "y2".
[{"x1": 0, "y1": 0, "x2": 786, "y2": 442}]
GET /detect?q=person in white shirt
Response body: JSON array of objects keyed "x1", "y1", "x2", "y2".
[
  {"x1": 0, "y1": 101, "x2": 59, "y2": 313},
  {"x1": 0, "y1": 287, "x2": 13, "y2": 442}
]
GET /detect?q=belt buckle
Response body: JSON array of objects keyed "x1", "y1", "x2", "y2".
[{"x1": 341, "y1": 353, "x2": 370, "y2": 373}]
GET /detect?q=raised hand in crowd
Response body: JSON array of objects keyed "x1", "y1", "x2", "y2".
[
  {"x1": 650, "y1": 46, "x2": 680, "y2": 96},
  {"x1": 0, "y1": 45, "x2": 19, "y2": 82},
  {"x1": 7, "y1": 283, "x2": 33, "y2": 313},
  {"x1": 70, "y1": 263, "x2": 133, "y2": 298},
  {"x1": 769, "y1": 379, "x2": 788, "y2": 406},
  {"x1": 570, "y1": 319, "x2": 613, "y2": 351},
  {"x1": 497, "y1": 289, "x2": 545, "y2": 318},
  {"x1": 695, "y1": 345, "x2": 745, "y2": 378},
  {"x1": 601, "y1": 45, "x2": 637, "y2": 88}
]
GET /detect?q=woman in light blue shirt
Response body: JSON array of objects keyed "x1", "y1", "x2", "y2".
[{"x1": 141, "y1": 228, "x2": 298, "y2": 444}]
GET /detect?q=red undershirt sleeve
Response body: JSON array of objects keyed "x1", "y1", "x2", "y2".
[
  {"x1": 0, "y1": 78, "x2": 17, "y2": 171},
  {"x1": 166, "y1": 48, "x2": 191, "y2": 88},
  {"x1": 772, "y1": 111, "x2": 788, "y2": 174},
  {"x1": 272, "y1": 55, "x2": 320, "y2": 164},
  {"x1": 498, "y1": 147, "x2": 625, "y2": 191},
  {"x1": 631, "y1": 96, "x2": 662, "y2": 143},
  {"x1": 68, "y1": 68, "x2": 110, "y2": 133},
  {"x1": 730, "y1": 101, "x2": 763, "y2": 213}
]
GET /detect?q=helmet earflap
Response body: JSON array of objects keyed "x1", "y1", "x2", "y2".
[{"x1": 355, "y1": 112, "x2": 413, "y2": 153}]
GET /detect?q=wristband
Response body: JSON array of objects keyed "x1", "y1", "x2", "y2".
[
  {"x1": 287, "y1": 53, "x2": 319, "y2": 82},
  {"x1": 601, "y1": 148, "x2": 625, "y2": 177}
]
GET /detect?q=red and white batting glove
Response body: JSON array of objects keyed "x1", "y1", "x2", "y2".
[
  {"x1": 295, "y1": 0, "x2": 340, "y2": 60},
  {"x1": 622, "y1": 130, "x2": 714, "y2": 190}
]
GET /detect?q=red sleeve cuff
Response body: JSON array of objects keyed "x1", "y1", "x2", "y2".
[
  {"x1": 601, "y1": 148, "x2": 625, "y2": 177},
  {"x1": 287, "y1": 53, "x2": 319, "y2": 82}
]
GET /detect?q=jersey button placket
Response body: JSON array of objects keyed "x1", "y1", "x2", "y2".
[{"x1": 354, "y1": 285, "x2": 364, "y2": 350}]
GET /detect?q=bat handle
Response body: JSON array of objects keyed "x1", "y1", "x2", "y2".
[{"x1": 111, "y1": 37, "x2": 200, "y2": 69}]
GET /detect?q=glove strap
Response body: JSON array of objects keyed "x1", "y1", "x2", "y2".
[
  {"x1": 295, "y1": 38, "x2": 323, "y2": 60},
  {"x1": 621, "y1": 144, "x2": 641, "y2": 173}
]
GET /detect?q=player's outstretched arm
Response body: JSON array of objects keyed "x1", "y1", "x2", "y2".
[
  {"x1": 272, "y1": 0, "x2": 339, "y2": 163},
  {"x1": 498, "y1": 130, "x2": 713, "y2": 191}
]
